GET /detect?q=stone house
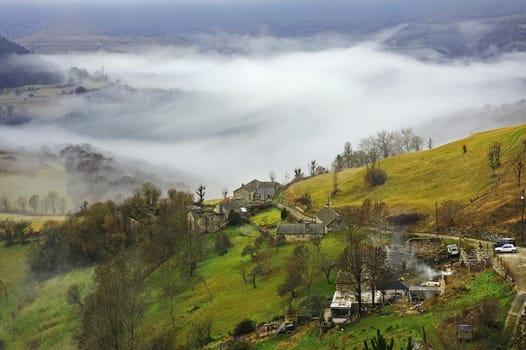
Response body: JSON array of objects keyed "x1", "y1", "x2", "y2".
[
  {"x1": 276, "y1": 223, "x2": 327, "y2": 241},
  {"x1": 213, "y1": 198, "x2": 249, "y2": 220},
  {"x1": 187, "y1": 207, "x2": 227, "y2": 234},
  {"x1": 330, "y1": 289, "x2": 383, "y2": 324},
  {"x1": 233, "y1": 179, "x2": 280, "y2": 202}
]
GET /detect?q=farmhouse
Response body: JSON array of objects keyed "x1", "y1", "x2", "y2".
[
  {"x1": 233, "y1": 179, "x2": 280, "y2": 202},
  {"x1": 375, "y1": 280, "x2": 410, "y2": 303},
  {"x1": 315, "y1": 206, "x2": 341, "y2": 231},
  {"x1": 276, "y1": 223, "x2": 327, "y2": 241},
  {"x1": 329, "y1": 290, "x2": 383, "y2": 324},
  {"x1": 187, "y1": 207, "x2": 227, "y2": 234},
  {"x1": 213, "y1": 198, "x2": 249, "y2": 220}
]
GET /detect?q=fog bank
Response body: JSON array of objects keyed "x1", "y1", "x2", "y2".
[{"x1": 1, "y1": 35, "x2": 525, "y2": 197}]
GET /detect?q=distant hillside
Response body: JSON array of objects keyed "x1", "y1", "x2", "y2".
[
  {"x1": 0, "y1": 36, "x2": 62, "y2": 88},
  {"x1": 282, "y1": 123, "x2": 526, "y2": 234},
  {"x1": 0, "y1": 36, "x2": 30, "y2": 56}
]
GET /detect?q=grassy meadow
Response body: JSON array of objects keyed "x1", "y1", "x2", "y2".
[
  {"x1": 0, "y1": 213, "x2": 67, "y2": 231},
  {"x1": 283, "y1": 124, "x2": 526, "y2": 217},
  {"x1": 0, "y1": 243, "x2": 94, "y2": 350}
]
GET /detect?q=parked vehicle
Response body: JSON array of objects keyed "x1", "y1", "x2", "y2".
[
  {"x1": 494, "y1": 244, "x2": 517, "y2": 254},
  {"x1": 446, "y1": 244, "x2": 459, "y2": 256},
  {"x1": 494, "y1": 238, "x2": 516, "y2": 249},
  {"x1": 420, "y1": 281, "x2": 440, "y2": 287}
]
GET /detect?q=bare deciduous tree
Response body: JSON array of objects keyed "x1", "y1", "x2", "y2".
[
  {"x1": 343, "y1": 142, "x2": 353, "y2": 168},
  {"x1": 340, "y1": 229, "x2": 367, "y2": 315},
  {"x1": 488, "y1": 142, "x2": 502, "y2": 176},
  {"x1": 309, "y1": 160, "x2": 318, "y2": 176},
  {"x1": 29, "y1": 194, "x2": 39, "y2": 213},
  {"x1": 195, "y1": 185, "x2": 206, "y2": 206},
  {"x1": 364, "y1": 244, "x2": 388, "y2": 307},
  {"x1": 376, "y1": 130, "x2": 393, "y2": 159},
  {"x1": 17, "y1": 196, "x2": 26, "y2": 211}
]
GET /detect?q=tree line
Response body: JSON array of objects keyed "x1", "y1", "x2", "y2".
[
  {"x1": 0, "y1": 190, "x2": 67, "y2": 215},
  {"x1": 333, "y1": 128, "x2": 429, "y2": 171},
  {"x1": 26, "y1": 183, "x2": 215, "y2": 349}
]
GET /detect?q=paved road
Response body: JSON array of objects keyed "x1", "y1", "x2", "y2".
[
  {"x1": 498, "y1": 248, "x2": 526, "y2": 293},
  {"x1": 493, "y1": 248, "x2": 526, "y2": 339}
]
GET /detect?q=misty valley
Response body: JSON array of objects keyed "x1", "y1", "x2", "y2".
[{"x1": 2, "y1": 1, "x2": 526, "y2": 349}]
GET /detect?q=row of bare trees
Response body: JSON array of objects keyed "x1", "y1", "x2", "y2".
[
  {"x1": 0, "y1": 191, "x2": 66, "y2": 215},
  {"x1": 333, "y1": 128, "x2": 429, "y2": 170}
]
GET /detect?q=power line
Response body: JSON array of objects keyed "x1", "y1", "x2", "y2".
[{"x1": 434, "y1": 104, "x2": 526, "y2": 145}]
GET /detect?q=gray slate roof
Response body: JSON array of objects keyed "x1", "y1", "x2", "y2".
[
  {"x1": 277, "y1": 223, "x2": 326, "y2": 235},
  {"x1": 235, "y1": 179, "x2": 279, "y2": 194},
  {"x1": 316, "y1": 206, "x2": 340, "y2": 226},
  {"x1": 219, "y1": 199, "x2": 248, "y2": 212}
]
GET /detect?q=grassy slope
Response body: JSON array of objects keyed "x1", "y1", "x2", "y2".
[
  {"x1": 1, "y1": 124, "x2": 523, "y2": 348},
  {"x1": 143, "y1": 224, "x2": 343, "y2": 346},
  {"x1": 283, "y1": 124, "x2": 526, "y2": 217},
  {"x1": 0, "y1": 243, "x2": 94, "y2": 350},
  {"x1": 0, "y1": 224, "x2": 513, "y2": 349}
]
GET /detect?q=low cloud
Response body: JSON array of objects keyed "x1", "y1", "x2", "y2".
[{"x1": 1, "y1": 34, "x2": 526, "y2": 197}]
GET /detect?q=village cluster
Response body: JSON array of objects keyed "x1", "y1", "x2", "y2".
[{"x1": 188, "y1": 178, "x2": 502, "y2": 339}]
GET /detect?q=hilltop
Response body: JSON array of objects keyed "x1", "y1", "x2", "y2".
[
  {"x1": 0, "y1": 36, "x2": 62, "y2": 88},
  {"x1": 282, "y1": 123, "x2": 526, "y2": 235},
  {"x1": 0, "y1": 36, "x2": 30, "y2": 57}
]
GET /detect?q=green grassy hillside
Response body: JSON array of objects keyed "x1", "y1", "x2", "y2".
[
  {"x1": 0, "y1": 244, "x2": 94, "y2": 349},
  {"x1": 0, "y1": 224, "x2": 512, "y2": 350},
  {"x1": 0, "y1": 124, "x2": 522, "y2": 349},
  {"x1": 0, "y1": 225, "x2": 343, "y2": 349},
  {"x1": 283, "y1": 124, "x2": 526, "y2": 223}
]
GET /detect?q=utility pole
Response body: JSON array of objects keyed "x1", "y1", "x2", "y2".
[
  {"x1": 521, "y1": 189, "x2": 525, "y2": 243},
  {"x1": 518, "y1": 162, "x2": 524, "y2": 186},
  {"x1": 347, "y1": 223, "x2": 354, "y2": 246},
  {"x1": 435, "y1": 201, "x2": 438, "y2": 235}
]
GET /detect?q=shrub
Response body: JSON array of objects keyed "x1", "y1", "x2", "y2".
[
  {"x1": 66, "y1": 283, "x2": 84, "y2": 305},
  {"x1": 188, "y1": 319, "x2": 213, "y2": 349},
  {"x1": 215, "y1": 233, "x2": 232, "y2": 256},
  {"x1": 387, "y1": 212, "x2": 427, "y2": 226},
  {"x1": 148, "y1": 333, "x2": 173, "y2": 350},
  {"x1": 364, "y1": 168, "x2": 387, "y2": 186},
  {"x1": 228, "y1": 341, "x2": 252, "y2": 350},
  {"x1": 228, "y1": 210, "x2": 245, "y2": 226},
  {"x1": 28, "y1": 225, "x2": 70, "y2": 275},
  {"x1": 438, "y1": 200, "x2": 463, "y2": 228},
  {"x1": 233, "y1": 319, "x2": 255, "y2": 337}
]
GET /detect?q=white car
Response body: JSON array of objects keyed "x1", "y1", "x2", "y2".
[
  {"x1": 447, "y1": 244, "x2": 459, "y2": 256},
  {"x1": 495, "y1": 244, "x2": 517, "y2": 254}
]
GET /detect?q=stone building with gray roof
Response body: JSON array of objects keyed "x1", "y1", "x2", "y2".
[
  {"x1": 276, "y1": 222, "x2": 327, "y2": 241},
  {"x1": 233, "y1": 179, "x2": 280, "y2": 202}
]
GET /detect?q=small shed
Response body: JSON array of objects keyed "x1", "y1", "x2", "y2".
[
  {"x1": 457, "y1": 324, "x2": 473, "y2": 341},
  {"x1": 376, "y1": 280, "x2": 410, "y2": 303}
]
